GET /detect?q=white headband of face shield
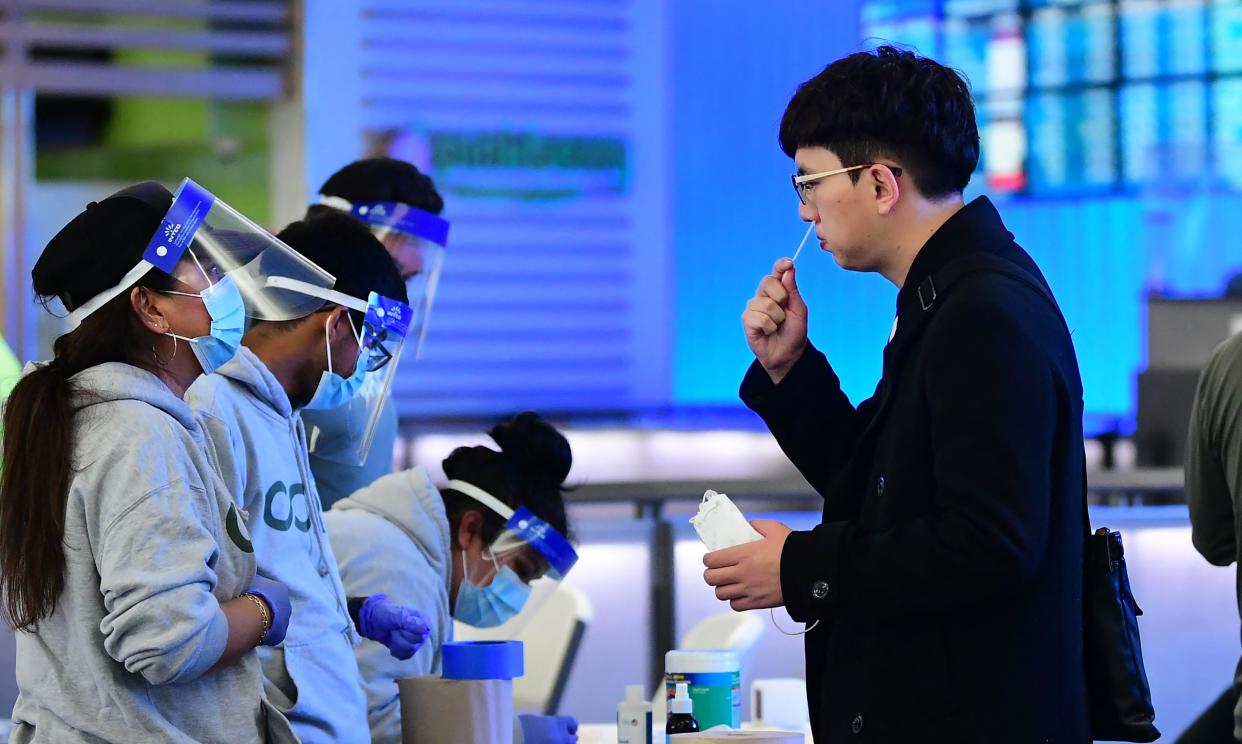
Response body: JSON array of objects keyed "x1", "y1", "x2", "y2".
[
  {"x1": 264, "y1": 276, "x2": 368, "y2": 314},
  {"x1": 62, "y1": 259, "x2": 157, "y2": 330},
  {"x1": 445, "y1": 479, "x2": 516, "y2": 520},
  {"x1": 318, "y1": 194, "x2": 355, "y2": 213}
]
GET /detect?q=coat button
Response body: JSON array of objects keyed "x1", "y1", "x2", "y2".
[
  {"x1": 876, "y1": 475, "x2": 885, "y2": 496},
  {"x1": 811, "y1": 580, "x2": 830, "y2": 599},
  {"x1": 317, "y1": 561, "x2": 329, "y2": 577},
  {"x1": 851, "y1": 714, "x2": 864, "y2": 734}
]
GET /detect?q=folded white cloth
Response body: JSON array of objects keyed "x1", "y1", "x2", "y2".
[{"x1": 690, "y1": 490, "x2": 763, "y2": 552}]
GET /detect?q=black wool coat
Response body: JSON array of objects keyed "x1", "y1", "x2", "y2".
[{"x1": 740, "y1": 198, "x2": 1091, "y2": 743}]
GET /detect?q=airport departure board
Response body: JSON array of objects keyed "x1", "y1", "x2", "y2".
[{"x1": 861, "y1": 0, "x2": 1242, "y2": 195}]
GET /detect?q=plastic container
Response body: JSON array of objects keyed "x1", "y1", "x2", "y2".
[
  {"x1": 664, "y1": 650, "x2": 741, "y2": 731},
  {"x1": 618, "y1": 684, "x2": 653, "y2": 744}
]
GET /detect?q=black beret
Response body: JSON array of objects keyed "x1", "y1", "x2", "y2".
[{"x1": 32, "y1": 181, "x2": 173, "y2": 311}]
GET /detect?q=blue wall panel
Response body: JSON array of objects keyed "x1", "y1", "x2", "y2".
[{"x1": 673, "y1": 1, "x2": 873, "y2": 407}]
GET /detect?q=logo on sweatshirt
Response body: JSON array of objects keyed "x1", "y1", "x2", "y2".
[
  {"x1": 263, "y1": 481, "x2": 312, "y2": 533},
  {"x1": 225, "y1": 503, "x2": 254, "y2": 553}
]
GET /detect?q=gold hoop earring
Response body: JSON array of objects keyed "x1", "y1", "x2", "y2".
[{"x1": 152, "y1": 334, "x2": 177, "y2": 367}]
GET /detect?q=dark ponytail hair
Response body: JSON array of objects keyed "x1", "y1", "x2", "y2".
[
  {"x1": 442, "y1": 411, "x2": 573, "y2": 546},
  {"x1": 1, "y1": 269, "x2": 175, "y2": 631},
  {"x1": 2, "y1": 182, "x2": 174, "y2": 630},
  {"x1": 5, "y1": 160, "x2": 190, "y2": 632}
]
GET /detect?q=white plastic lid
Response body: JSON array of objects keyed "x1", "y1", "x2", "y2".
[
  {"x1": 625, "y1": 684, "x2": 645, "y2": 703},
  {"x1": 670, "y1": 682, "x2": 693, "y2": 715},
  {"x1": 665, "y1": 649, "x2": 739, "y2": 674}
]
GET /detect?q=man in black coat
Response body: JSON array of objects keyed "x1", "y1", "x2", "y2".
[{"x1": 702, "y1": 47, "x2": 1090, "y2": 743}]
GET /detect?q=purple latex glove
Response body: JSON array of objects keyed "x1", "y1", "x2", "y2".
[
  {"x1": 519, "y1": 714, "x2": 579, "y2": 744},
  {"x1": 245, "y1": 575, "x2": 290, "y2": 647},
  {"x1": 357, "y1": 594, "x2": 431, "y2": 660}
]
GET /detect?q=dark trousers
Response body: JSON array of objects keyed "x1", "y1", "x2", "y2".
[{"x1": 1177, "y1": 685, "x2": 1240, "y2": 744}]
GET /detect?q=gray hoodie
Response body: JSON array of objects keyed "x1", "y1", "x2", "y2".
[
  {"x1": 186, "y1": 346, "x2": 368, "y2": 744},
  {"x1": 9, "y1": 362, "x2": 295, "y2": 744},
  {"x1": 324, "y1": 467, "x2": 453, "y2": 744}
]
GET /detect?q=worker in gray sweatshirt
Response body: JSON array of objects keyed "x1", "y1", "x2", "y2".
[
  {"x1": 303, "y1": 157, "x2": 450, "y2": 510},
  {"x1": 0, "y1": 182, "x2": 296, "y2": 743},
  {"x1": 326, "y1": 412, "x2": 581, "y2": 744},
  {"x1": 186, "y1": 211, "x2": 431, "y2": 744}
]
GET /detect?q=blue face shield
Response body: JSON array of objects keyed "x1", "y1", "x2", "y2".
[
  {"x1": 318, "y1": 195, "x2": 450, "y2": 360},
  {"x1": 304, "y1": 313, "x2": 368, "y2": 410},
  {"x1": 66, "y1": 178, "x2": 335, "y2": 334},
  {"x1": 444, "y1": 479, "x2": 577, "y2": 628},
  {"x1": 454, "y1": 548, "x2": 533, "y2": 628},
  {"x1": 163, "y1": 272, "x2": 246, "y2": 375},
  {"x1": 273, "y1": 289, "x2": 411, "y2": 466}
]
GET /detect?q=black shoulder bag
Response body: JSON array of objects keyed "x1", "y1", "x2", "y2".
[{"x1": 921, "y1": 252, "x2": 1160, "y2": 743}]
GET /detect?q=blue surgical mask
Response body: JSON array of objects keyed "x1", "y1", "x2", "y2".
[
  {"x1": 454, "y1": 548, "x2": 532, "y2": 628},
  {"x1": 303, "y1": 313, "x2": 368, "y2": 410},
  {"x1": 164, "y1": 274, "x2": 246, "y2": 375}
]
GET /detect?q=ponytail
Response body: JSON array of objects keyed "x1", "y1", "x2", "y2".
[
  {"x1": 0, "y1": 362, "x2": 75, "y2": 630},
  {"x1": 0, "y1": 272, "x2": 170, "y2": 630}
]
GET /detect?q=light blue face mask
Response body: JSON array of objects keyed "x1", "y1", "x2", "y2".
[
  {"x1": 163, "y1": 273, "x2": 246, "y2": 375},
  {"x1": 303, "y1": 313, "x2": 368, "y2": 411},
  {"x1": 454, "y1": 548, "x2": 532, "y2": 628}
]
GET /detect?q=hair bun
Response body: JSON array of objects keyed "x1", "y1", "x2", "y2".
[
  {"x1": 489, "y1": 411, "x2": 571, "y2": 489},
  {"x1": 318, "y1": 157, "x2": 445, "y2": 216}
]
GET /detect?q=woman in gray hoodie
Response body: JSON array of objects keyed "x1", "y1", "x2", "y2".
[
  {"x1": 326, "y1": 411, "x2": 580, "y2": 744},
  {"x1": 0, "y1": 183, "x2": 296, "y2": 743}
]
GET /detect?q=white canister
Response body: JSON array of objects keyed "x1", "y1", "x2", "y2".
[{"x1": 664, "y1": 650, "x2": 741, "y2": 731}]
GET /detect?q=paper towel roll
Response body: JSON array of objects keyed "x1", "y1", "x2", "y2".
[
  {"x1": 670, "y1": 731, "x2": 803, "y2": 743},
  {"x1": 397, "y1": 675, "x2": 513, "y2": 744}
]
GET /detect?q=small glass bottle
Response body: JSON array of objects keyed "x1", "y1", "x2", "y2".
[{"x1": 665, "y1": 682, "x2": 699, "y2": 741}]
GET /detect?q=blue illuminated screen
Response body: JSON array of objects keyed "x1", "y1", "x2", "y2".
[{"x1": 678, "y1": 0, "x2": 1242, "y2": 433}]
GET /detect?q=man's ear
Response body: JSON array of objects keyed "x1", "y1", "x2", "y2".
[
  {"x1": 327, "y1": 305, "x2": 355, "y2": 342},
  {"x1": 870, "y1": 164, "x2": 901, "y2": 216},
  {"x1": 456, "y1": 509, "x2": 484, "y2": 552},
  {"x1": 130, "y1": 286, "x2": 169, "y2": 335}
]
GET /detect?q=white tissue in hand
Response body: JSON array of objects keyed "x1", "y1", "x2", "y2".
[{"x1": 690, "y1": 490, "x2": 763, "y2": 552}]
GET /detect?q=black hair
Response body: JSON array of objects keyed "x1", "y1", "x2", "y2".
[
  {"x1": 2, "y1": 182, "x2": 176, "y2": 630},
  {"x1": 310, "y1": 157, "x2": 444, "y2": 218},
  {"x1": 273, "y1": 211, "x2": 408, "y2": 328},
  {"x1": 442, "y1": 411, "x2": 573, "y2": 547},
  {"x1": 779, "y1": 45, "x2": 979, "y2": 199}
]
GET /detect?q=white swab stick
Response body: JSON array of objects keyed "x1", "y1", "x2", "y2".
[{"x1": 791, "y1": 223, "x2": 815, "y2": 264}]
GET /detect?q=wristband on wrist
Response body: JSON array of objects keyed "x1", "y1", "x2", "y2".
[{"x1": 241, "y1": 593, "x2": 271, "y2": 646}]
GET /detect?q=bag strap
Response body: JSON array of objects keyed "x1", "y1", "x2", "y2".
[
  {"x1": 850, "y1": 252, "x2": 1065, "y2": 464},
  {"x1": 918, "y1": 252, "x2": 1092, "y2": 536}
]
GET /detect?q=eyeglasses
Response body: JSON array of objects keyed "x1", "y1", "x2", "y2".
[
  {"x1": 791, "y1": 163, "x2": 903, "y2": 205},
  {"x1": 360, "y1": 320, "x2": 395, "y2": 372}
]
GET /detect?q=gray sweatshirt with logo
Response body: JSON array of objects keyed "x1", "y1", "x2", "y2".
[
  {"x1": 9, "y1": 362, "x2": 295, "y2": 744},
  {"x1": 186, "y1": 345, "x2": 368, "y2": 744}
]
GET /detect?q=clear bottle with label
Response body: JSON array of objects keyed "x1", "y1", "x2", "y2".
[
  {"x1": 617, "y1": 684, "x2": 653, "y2": 744},
  {"x1": 665, "y1": 682, "x2": 699, "y2": 742}
]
